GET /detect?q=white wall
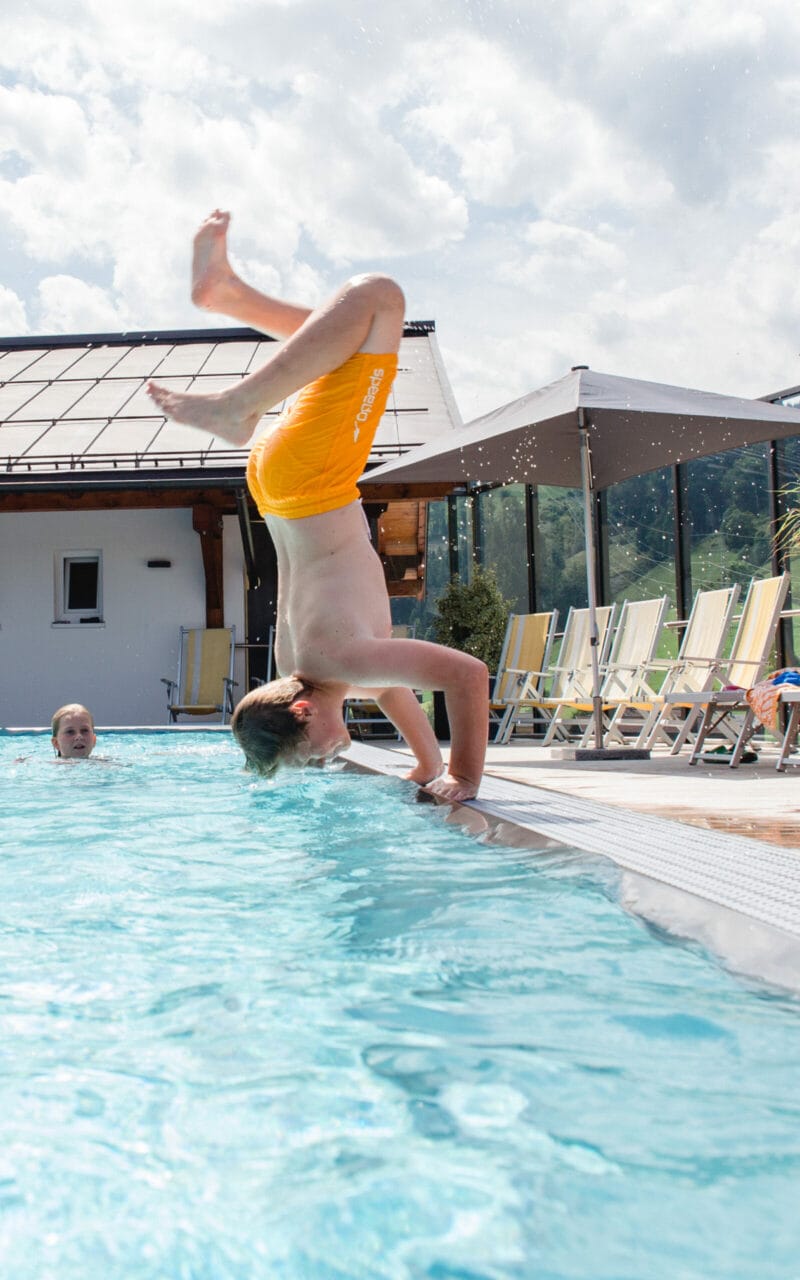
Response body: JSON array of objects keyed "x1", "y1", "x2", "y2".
[{"x1": 0, "y1": 508, "x2": 246, "y2": 727}]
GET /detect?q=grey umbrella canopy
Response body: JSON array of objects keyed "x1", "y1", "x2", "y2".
[
  {"x1": 366, "y1": 366, "x2": 800, "y2": 490},
  {"x1": 365, "y1": 367, "x2": 800, "y2": 750}
]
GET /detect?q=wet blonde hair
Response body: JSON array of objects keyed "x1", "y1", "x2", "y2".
[
  {"x1": 231, "y1": 678, "x2": 308, "y2": 777},
  {"x1": 51, "y1": 703, "x2": 95, "y2": 736}
]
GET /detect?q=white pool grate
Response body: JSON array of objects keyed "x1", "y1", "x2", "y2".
[{"x1": 346, "y1": 742, "x2": 800, "y2": 940}]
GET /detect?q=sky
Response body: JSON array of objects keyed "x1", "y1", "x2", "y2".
[{"x1": 1, "y1": 0, "x2": 800, "y2": 422}]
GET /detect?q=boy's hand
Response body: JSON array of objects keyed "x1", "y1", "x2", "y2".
[
  {"x1": 342, "y1": 642, "x2": 488, "y2": 800},
  {"x1": 423, "y1": 771, "x2": 480, "y2": 803}
]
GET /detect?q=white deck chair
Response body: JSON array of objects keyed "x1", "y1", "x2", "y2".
[
  {"x1": 671, "y1": 573, "x2": 791, "y2": 767},
  {"x1": 573, "y1": 595, "x2": 669, "y2": 747},
  {"x1": 490, "y1": 610, "x2": 559, "y2": 742},
  {"x1": 631, "y1": 584, "x2": 741, "y2": 750},
  {"x1": 498, "y1": 604, "x2": 616, "y2": 745}
]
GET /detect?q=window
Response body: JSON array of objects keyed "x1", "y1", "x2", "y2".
[{"x1": 54, "y1": 551, "x2": 103, "y2": 623}]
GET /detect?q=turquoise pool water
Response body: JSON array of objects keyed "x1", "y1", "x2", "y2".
[{"x1": 1, "y1": 731, "x2": 799, "y2": 1279}]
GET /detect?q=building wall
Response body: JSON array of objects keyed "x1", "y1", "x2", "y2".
[{"x1": 0, "y1": 508, "x2": 246, "y2": 728}]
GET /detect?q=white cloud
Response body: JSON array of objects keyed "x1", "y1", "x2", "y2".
[
  {"x1": 36, "y1": 275, "x2": 131, "y2": 333},
  {"x1": 0, "y1": 285, "x2": 26, "y2": 334},
  {"x1": 0, "y1": 0, "x2": 799, "y2": 418},
  {"x1": 623, "y1": 0, "x2": 767, "y2": 55},
  {"x1": 403, "y1": 32, "x2": 673, "y2": 217},
  {"x1": 505, "y1": 220, "x2": 625, "y2": 293},
  {"x1": 0, "y1": 85, "x2": 91, "y2": 177}
]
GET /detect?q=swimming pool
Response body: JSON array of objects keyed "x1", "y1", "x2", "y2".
[{"x1": 2, "y1": 731, "x2": 799, "y2": 1278}]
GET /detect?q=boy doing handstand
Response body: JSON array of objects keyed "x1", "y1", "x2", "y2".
[{"x1": 147, "y1": 211, "x2": 487, "y2": 801}]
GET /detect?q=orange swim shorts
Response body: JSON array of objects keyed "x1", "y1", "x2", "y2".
[{"x1": 246, "y1": 351, "x2": 398, "y2": 519}]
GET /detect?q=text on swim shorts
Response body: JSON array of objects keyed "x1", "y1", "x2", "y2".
[{"x1": 353, "y1": 367, "x2": 385, "y2": 443}]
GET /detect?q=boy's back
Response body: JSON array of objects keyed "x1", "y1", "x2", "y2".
[{"x1": 266, "y1": 500, "x2": 392, "y2": 683}]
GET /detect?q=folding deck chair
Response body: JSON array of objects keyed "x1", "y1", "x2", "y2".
[
  {"x1": 669, "y1": 573, "x2": 790, "y2": 767},
  {"x1": 497, "y1": 604, "x2": 616, "y2": 746},
  {"x1": 490, "y1": 610, "x2": 559, "y2": 742},
  {"x1": 572, "y1": 595, "x2": 669, "y2": 747},
  {"x1": 736, "y1": 673, "x2": 800, "y2": 771},
  {"x1": 631, "y1": 584, "x2": 741, "y2": 750},
  {"x1": 161, "y1": 626, "x2": 237, "y2": 724}
]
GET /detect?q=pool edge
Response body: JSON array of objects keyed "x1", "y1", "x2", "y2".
[{"x1": 344, "y1": 741, "x2": 800, "y2": 995}]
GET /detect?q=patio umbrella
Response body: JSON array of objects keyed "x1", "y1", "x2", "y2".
[{"x1": 363, "y1": 367, "x2": 800, "y2": 751}]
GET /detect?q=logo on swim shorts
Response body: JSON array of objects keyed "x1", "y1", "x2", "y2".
[{"x1": 353, "y1": 367, "x2": 385, "y2": 442}]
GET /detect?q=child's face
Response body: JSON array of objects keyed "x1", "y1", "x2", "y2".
[
  {"x1": 289, "y1": 702, "x2": 351, "y2": 767},
  {"x1": 52, "y1": 711, "x2": 97, "y2": 759}
]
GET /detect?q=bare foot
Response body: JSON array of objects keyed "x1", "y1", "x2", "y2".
[
  {"x1": 146, "y1": 381, "x2": 260, "y2": 446},
  {"x1": 404, "y1": 760, "x2": 445, "y2": 786},
  {"x1": 190, "y1": 209, "x2": 242, "y2": 311},
  {"x1": 423, "y1": 772, "x2": 480, "y2": 803}
]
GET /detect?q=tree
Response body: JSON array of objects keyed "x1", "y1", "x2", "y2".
[{"x1": 432, "y1": 566, "x2": 512, "y2": 670}]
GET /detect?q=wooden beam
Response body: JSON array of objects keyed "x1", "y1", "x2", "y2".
[
  {"x1": 0, "y1": 479, "x2": 454, "y2": 508},
  {"x1": 360, "y1": 481, "x2": 455, "y2": 501},
  {"x1": 192, "y1": 503, "x2": 225, "y2": 629},
  {"x1": 0, "y1": 486, "x2": 242, "y2": 515}
]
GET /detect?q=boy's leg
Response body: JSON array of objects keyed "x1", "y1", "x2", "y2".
[
  {"x1": 147, "y1": 241, "x2": 404, "y2": 444},
  {"x1": 190, "y1": 210, "x2": 312, "y2": 339}
]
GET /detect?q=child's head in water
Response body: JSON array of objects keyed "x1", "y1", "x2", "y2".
[
  {"x1": 51, "y1": 704, "x2": 96, "y2": 759},
  {"x1": 231, "y1": 677, "x2": 350, "y2": 777},
  {"x1": 231, "y1": 679, "x2": 308, "y2": 776}
]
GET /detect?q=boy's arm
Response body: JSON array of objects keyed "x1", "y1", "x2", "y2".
[
  {"x1": 349, "y1": 685, "x2": 443, "y2": 784},
  {"x1": 339, "y1": 639, "x2": 489, "y2": 800},
  {"x1": 424, "y1": 653, "x2": 488, "y2": 802}
]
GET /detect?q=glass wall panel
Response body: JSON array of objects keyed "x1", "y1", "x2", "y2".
[
  {"x1": 685, "y1": 444, "x2": 771, "y2": 592},
  {"x1": 455, "y1": 496, "x2": 474, "y2": 583},
  {"x1": 400, "y1": 499, "x2": 449, "y2": 636},
  {"x1": 476, "y1": 485, "x2": 528, "y2": 611},
  {"x1": 604, "y1": 468, "x2": 676, "y2": 605},
  {"x1": 776, "y1": 434, "x2": 800, "y2": 666},
  {"x1": 412, "y1": 496, "x2": 476, "y2": 637},
  {"x1": 534, "y1": 485, "x2": 587, "y2": 614},
  {"x1": 684, "y1": 443, "x2": 774, "y2": 670},
  {"x1": 603, "y1": 467, "x2": 678, "y2": 661},
  {"x1": 423, "y1": 499, "x2": 450, "y2": 599},
  {"x1": 414, "y1": 433, "x2": 799, "y2": 666}
]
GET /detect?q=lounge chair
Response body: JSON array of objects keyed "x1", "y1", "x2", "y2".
[
  {"x1": 630, "y1": 584, "x2": 741, "y2": 750},
  {"x1": 161, "y1": 626, "x2": 237, "y2": 724},
  {"x1": 572, "y1": 595, "x2": 669, "y2": 747},
  {"x1": 739, "y1": 671, "x2": 800, "y2": 771},
  {"x1": 669, "y1": 573, "x2": 790, "y2": 767},
  {"x1": 497, "y1": 604, "x2": 616, "y2": 745},
  {"x1": 490, "y1": 610, "x2": 559, "y2": 742}
]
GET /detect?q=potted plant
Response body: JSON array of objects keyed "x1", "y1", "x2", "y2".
[{"x1": 430, "y1": 566, "x2": 512, "y2": 738}]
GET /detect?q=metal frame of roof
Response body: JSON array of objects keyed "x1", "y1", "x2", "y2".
[
  {"x1": 0, "y1": 321, "x2": 436, "y2": 351},
  {"x1": 766, "y1": 383, "x2": 800, "y2": 406}
]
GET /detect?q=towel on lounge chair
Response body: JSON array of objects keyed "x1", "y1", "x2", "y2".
[{"x1": 745, "y1": 669, "x2": 800, "y2": 731}]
